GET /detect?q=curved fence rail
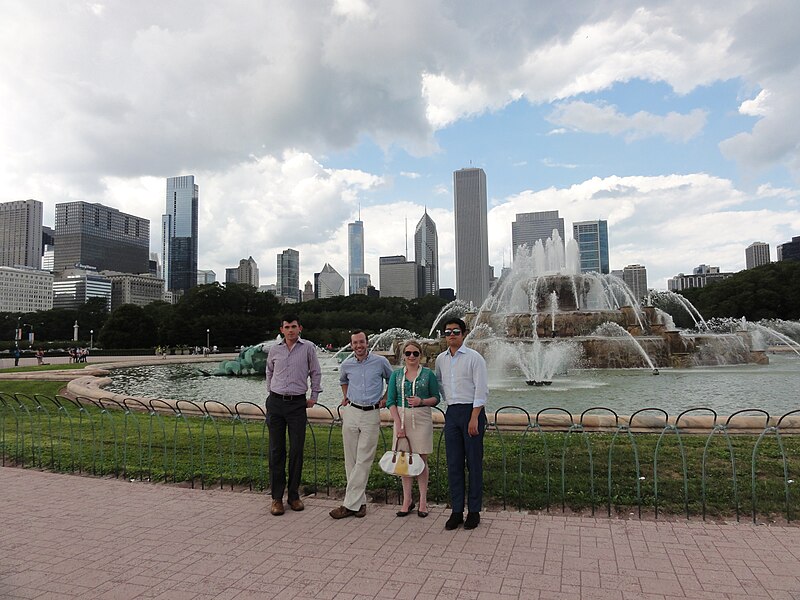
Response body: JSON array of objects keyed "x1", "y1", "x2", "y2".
[{"x1": 1, "y1": 393, "x2": 798, "y2": 523}]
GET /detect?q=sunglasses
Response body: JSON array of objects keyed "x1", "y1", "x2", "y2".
[
  {"x1": 404, "y1": 350, "x2": 420, "y2": 357},
  {"x1": 443, "y1": 329, "x2": 462, "y2": 336}
]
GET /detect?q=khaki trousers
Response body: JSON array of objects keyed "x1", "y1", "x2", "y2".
[{"x1": 341, "y1": 405, "x2": 381, "y2": 511}]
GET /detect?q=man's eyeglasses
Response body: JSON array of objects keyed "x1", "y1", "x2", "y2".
[
  {"x1": 404, "y1": 350, "x2": 420, "y2": 357},
  {"x1": 443, "y1": 329, "x2": 462, "y2": 336}
]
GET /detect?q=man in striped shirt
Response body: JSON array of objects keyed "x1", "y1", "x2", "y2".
[{"x1": 266, "y1": 314, "x2": 322, "y2": 516}]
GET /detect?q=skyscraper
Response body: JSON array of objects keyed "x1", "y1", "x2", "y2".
[
  {"x1": 379, "y1": 255, "x2": 420, "y2": 300},
  {"x1": 277, "y1": 248, "x2": 300, "y2": 302},
  {"x1": 777, "y1": 236, "x2": 800, "y2": 262},
  {"x1": 348, "y1": 217, "x2": 370, "y2": 294},
  {"x1": 453, "y1": 167, "x2": 490, "y2": 308},
  {"x1": 0, "y1": 199, "x2": 43, "y2": 269},
  {"x1": 162, "y1": 175, "x2": 199, "y2": 295},
  {"x1": 314, "y1": 263, "x2": 345, "y2": 298},
  {"x1": 745, "y1": 242, "x2": 770, "y2": 269},
  {"x1": 236, "y1": 256, "x2": 259, "y2": 288},
  {"x1": 414, "y1": 210, "x2": 439, "y2": 297},
  {"x1": 622, "y1": 264, "x2": 648, "y2": 301},
  {"x1": 197, "y1": 269, "x2": 216, "y2": 285},
  {"x1": 511, "y1": 211, "x2": 565, "y2": 259},
  {"x1": 572, "y1": 220, "x2": 610, "y2": 274},
  {"x1": 54, "y1": 201, "x2": 149, "y2": 273}
]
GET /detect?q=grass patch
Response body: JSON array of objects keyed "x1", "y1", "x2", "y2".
[
  {"x1": 0, "y1": 363, "x2": 89, "y2": 374},
  {"x1": 1, "y1": 385, "x2": 799, "y2": 521}
]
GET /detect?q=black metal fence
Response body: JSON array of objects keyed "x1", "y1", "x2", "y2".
[{"x1": 1, "y1": 391, "x2": 798, "y2": 523}]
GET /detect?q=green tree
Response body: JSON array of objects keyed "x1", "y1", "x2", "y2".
[
  {"x1": 98, "y1": 304, "x2": 158, "y2": 349},
  {"x1": 680, "y1": 261, "x2": 800, "y2": 321}
]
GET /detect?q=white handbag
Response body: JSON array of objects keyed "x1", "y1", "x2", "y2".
[{"x1": 379, "y1": 437, "x2": 424, "y2": 477}]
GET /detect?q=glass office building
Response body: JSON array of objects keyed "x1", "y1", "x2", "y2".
[
  {"x1": 277, "y1": 248, "x2": 300, "y2": 302},
  {"x1": 572, "y1": 220, "x2": 610, "y2": 274},
  {"x1": 347, "y1": 219, "x2": 371, "y2": 295},
  {"x1": 162, "y1": 176, "x2": 199, "y2": 295}
]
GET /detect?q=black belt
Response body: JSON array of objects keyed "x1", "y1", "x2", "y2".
[
  {"x1": 270, "y1": 392, "x2": 306, "y2": 401},
  {"x1": 349, "y1": 402, "x2": 380, "y2": 411}
]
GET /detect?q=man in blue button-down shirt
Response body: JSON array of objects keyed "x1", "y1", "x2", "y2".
[
  {"x1": 330, "y1": 330, "x2": 393, "y2": 519},
  {"x1": 435, "y1": 318, "x2": 489, "y2": 531}
]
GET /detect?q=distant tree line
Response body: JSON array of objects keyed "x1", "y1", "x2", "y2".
[
  {"x1": 2, "y1": 283, "x2": 449, "y2": 350},
  {"x1": 678, "y1": 261, "x2": 800, "y2": 322},
  {"x1": 5, "y1": 262, "x2": 796, "y2": 351}
]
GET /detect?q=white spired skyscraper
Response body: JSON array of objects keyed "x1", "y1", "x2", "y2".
[
  {"x1": 453, "y1": 168, "x2": 490, "y2": 308},
  {"x1": 414, "y1": 209, "x2": 439, "y2": 296},
  {"x1": 162, "y1": 176, "x2": 199, "y2": 296}
]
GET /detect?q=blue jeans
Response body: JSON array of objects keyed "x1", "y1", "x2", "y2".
[{"x1": 444, "y1": 404, "x2": 486, "y2": 513}]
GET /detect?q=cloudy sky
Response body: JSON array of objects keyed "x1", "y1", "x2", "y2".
[{"x1": 2, "y1": 1, "x2": 799, "y2": 290}]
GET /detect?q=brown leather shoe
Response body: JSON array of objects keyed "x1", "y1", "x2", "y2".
[
  {"x1": 288, "y1": 498, "x2": 304, "y2": 512},
  {"x1": 329, "y1": 505, "x2": 356, "y2": 519},
  {"x1": 355, "y1": 504, "x2": 366, "y2": 518},
  {"x1": 270, "y1": 499, "x2": 285, "y2": 516}
]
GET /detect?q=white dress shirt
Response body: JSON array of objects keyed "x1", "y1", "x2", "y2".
[{"x1": 435, "y1": 345, "x2": 489, "y2": 407}]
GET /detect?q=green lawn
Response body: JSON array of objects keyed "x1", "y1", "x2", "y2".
[
  {"x1": 0, "y1": 363, "x2": 89, "y2": 374},
  {"x1": 1, "y1": 380, "x2": 798, "y2": 521}
]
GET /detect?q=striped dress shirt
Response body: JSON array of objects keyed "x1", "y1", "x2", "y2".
[{"x1": 266, "y1": 338, "x2": 322, "y2": 400}]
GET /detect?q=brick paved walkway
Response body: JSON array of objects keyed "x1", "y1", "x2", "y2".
[{"x1": 1, "y1": 467, "x2": 798, "y2": 599}]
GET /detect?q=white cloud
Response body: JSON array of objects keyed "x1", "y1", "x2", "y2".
[
  {"x1": 541, "y1": 158, "x2": 578, "y2": 169},
  {"x1": 739, "y1": 89, "x2": 770, "y2": 117},
  {"x1": 486, "y1": 174, "x2": 800, "y2": 289},
  {"x1": 400, "y1": 171, "x2": 421, "y2": 179},
  {"x1": 547, "y1": 101, "x2": 707, "y2": 142}
]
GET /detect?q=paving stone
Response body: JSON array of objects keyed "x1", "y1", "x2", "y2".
[{"x1": 1, "y1": 467, "x2": 799, "y2": 599}]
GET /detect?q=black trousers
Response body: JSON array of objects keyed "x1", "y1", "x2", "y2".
[{"x1": 266, "y1": 393, "x2": 307, "y2": 501}]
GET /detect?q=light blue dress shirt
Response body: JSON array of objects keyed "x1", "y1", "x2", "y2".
[{"x1": 339, "y1": 352, "x2": 393, "y2": 405}]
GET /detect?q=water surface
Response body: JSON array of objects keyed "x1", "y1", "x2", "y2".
[{"x1": 105, "y1": 353, "x2": 800, "y2": 417}]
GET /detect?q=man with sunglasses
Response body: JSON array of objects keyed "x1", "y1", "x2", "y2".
[
  {"x1": 330, "y1": 330, "x2": 393, "y2": 519},
  {"x1": 435, "y1": 318, "x2": 489, "y2": 530}
]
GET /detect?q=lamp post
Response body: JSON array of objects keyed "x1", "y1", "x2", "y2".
[
  {"x1": 206, "y1": 329, "x2": 210, "y2": 353},
  {"x1": 90, "y1": 329, "x2": 94, "y2": 349},
  {"x1": 73, "y1": 321, "x2": 79, "y2": 342}
]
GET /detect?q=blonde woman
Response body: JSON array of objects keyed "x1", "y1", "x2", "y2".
[{"x1": 386, "y1": 340, "x2": 440, "y2": 517}]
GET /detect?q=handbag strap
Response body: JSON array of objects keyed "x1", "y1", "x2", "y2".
[{"x1": 393, "y1": 435, "x2": 414, "y2": 455}]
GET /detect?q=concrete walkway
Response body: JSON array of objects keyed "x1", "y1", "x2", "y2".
[{"x1": 1, "y1": 468, "x2": 798, "y2": 600}]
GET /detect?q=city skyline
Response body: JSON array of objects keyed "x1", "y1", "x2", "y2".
[{"x1": 2, "y1": 3, "x2": 800, "y2": 290}]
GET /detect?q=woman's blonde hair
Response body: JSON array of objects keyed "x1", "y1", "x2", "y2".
[{"x1": 402, "y1": 339, "x2": 423, "y2": 355}]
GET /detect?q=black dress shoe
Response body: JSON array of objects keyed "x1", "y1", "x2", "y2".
[
  {"x1": 464, "y1": 512, "x2": 480, "y2": 529},
  {"x1": 417, "y1": 509, "x2": 429, "y2": 518},
  {"x1": 444, "y1": 512, "x2": 463, "y2": 530},
  {"x1": 396, "y1": 502, "x2": 415, "y2": 517}
]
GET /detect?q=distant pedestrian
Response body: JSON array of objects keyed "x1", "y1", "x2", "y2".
[
  {"x1": 12, "y1": 346, "x2": 21, "y2": 367},
  {"x1": 266, "y1": 314, "x2": 322, "y2": 516},
  {"x1": 35, "y1": 349, "x2": 44, "y2": 365}
]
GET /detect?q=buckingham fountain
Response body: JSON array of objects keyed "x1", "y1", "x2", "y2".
[{"x1": 413, "y1": 231, "x2": 769, "y2": 386}]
